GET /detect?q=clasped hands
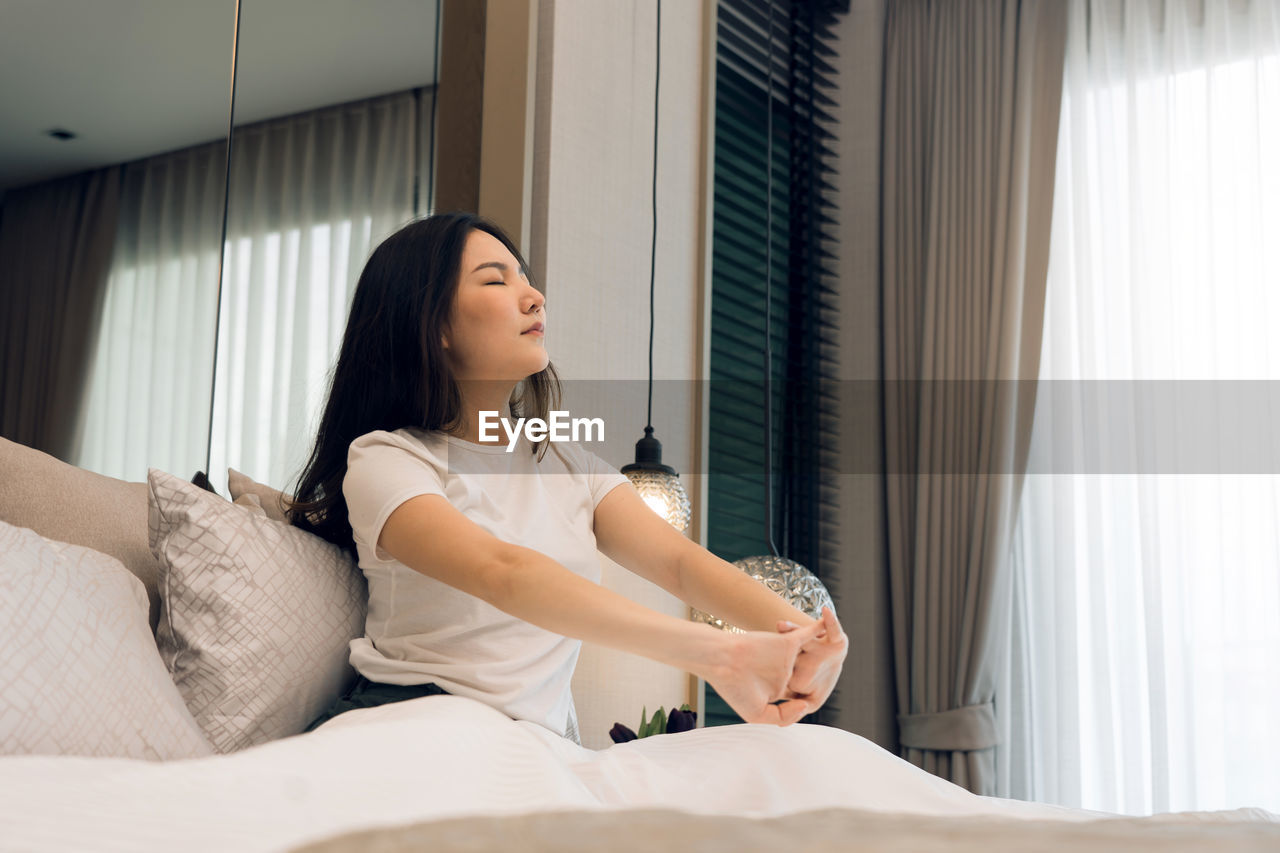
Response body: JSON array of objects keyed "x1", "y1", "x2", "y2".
[{"x1": 707, "y1": 607, "x2": 847, "y2": 726}]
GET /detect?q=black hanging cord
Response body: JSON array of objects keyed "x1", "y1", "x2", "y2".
[
  {"x1": 763, "y1": 1, "x2": 779, "y2": 558},
  {"x1": 425, "y1": 0, "x2": 443, "y2": 215},
  {"x1": 205, "y1": 0, "x2": 242, "y2": 477},
  {"x1": 646, "y1": 0, "x2": 661, "y2": 431}
]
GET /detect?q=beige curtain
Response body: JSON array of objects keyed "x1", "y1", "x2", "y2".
[
  {"x1": 881, "y1": 0, "x2": 1066, "y2": 795},
  {"x1": 0, "y1": 168, "x2": 122, "y2": 459}
]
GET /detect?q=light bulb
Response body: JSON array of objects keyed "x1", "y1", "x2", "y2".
[{"x1": 624, "y1": 468, "x2": 691, "y2": 532}]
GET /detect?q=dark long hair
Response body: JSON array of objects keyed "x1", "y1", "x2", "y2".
[{"x1": 288, "y1": 212, "x2": 561, "y2": 554}]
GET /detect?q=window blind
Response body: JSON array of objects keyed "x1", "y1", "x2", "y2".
[{"x1": 705, "y1": 0, "x2": 844, "y2": 727}]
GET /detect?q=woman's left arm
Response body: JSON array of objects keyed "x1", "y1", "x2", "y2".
[
  {"x1": 593, "y1": 483, "x2": 848, "y2": 708},
  {"x1": 593, "y1": 482, "x2": 813, "y2": 632}
]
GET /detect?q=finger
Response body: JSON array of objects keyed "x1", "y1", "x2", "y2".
[
  {"x1": 793, "y1": 618, "x2": 825, "y2": 642},
  {"x1": 787, "y1": 676, "x2": 816, "y2": 697},
  {"x1": 776, "y1": 698, "x2": 813, "y2": 726},
  {"x1": 776, "y1": 619, "x2": 798, "y2": 633},
  {"x1": 822, "y1": 606, "x2": 842, "y2": 636},
  {"x1": 787, "y1": 619, "x2": 826, "y2": 654},
  {"x1": 787, "y1": 669, "x2": 817, "y2": 696},
  {"x1": 750, "y1": 702, "x2": 785, "y2": 726},
  {"x1": 787, "y1": 662, "x2": 817, "y2": 695},
  {"x1": 791, "y1": 649, "x2": 819, "y2": 671}
]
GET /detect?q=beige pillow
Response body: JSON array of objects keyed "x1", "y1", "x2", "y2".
[
  {"x1": 227, "y1": 468, "x2": 292, "y2": 524},
  {"x1": 0, "y1": 436, "x2": 161, "y2": 632},
  {"x1": 147, "y1": 469, "x2": 366, "y2": 753},
  {"x1": 0, "y1": 521, "x2": 213, "y2": 760}
]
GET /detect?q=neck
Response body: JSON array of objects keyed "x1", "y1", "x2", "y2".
[{"x1": 450, "y1": 380, "x2": 518, "y2": 444}]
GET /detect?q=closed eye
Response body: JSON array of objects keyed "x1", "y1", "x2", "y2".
[{"x1": 485, "y1": 281, "x2": 504, "y2": 286}]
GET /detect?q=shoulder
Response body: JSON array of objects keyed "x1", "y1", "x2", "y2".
[
  {"x1": 348, "y1": 427, "x2": 445, "y2": 464},
  {"x1": 343, "y1": 429, "x2": 452, "y2": 550},
  {"x1": 546, "y1": 439, "x2": 631, "y2": 507},
  {"x1": 345, "y1": 428, "x2": 450, "y2": 492}
]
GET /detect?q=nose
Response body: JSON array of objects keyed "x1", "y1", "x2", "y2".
[{"x1": 524, "y1": 281, "x2": 545, "y2": 314}]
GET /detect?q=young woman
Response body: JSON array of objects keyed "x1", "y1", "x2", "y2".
[{"x1": 290, "y1": 212, "x2": 846, "y2": 742}]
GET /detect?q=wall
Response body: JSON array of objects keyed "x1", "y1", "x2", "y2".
[{"x1": 529, "y1": 0, "x2": 708, "y2": 750}]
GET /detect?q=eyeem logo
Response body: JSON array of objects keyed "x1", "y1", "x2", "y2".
[{"x1": 478, "y1": 411, "x2": 605, "y2": 452}]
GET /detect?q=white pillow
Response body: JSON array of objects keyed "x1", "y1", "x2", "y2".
[
  {"x1": 0, "y1": 521, "x2": 213, "y2": 760},
  {"x1": 147, "y1": 469, "x2": 366, "y2": 753}
]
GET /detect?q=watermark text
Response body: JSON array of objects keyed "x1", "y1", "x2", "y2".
[{"x1": 478, "y1": 410, "x2": 605, "y2": 451}]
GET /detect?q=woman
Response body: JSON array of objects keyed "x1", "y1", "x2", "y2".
[{"x1": 290, "y1": 212, "x2": 846, "y2": 742}]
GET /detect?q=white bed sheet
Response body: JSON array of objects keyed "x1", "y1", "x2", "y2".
[{"x1": 0, "y1": 695, "x2": 1265, "y2": 853}]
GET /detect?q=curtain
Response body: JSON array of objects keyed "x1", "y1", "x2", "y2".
[
  {"x1": 880, "y1": 0, "x2": 1067, "y2": 795},
  {"x1": 0, "y1": 168, "x2": 122, "y2": 459},
  {"x1": 76, "y1": 89, "x2": 427, "y2": 487},
  {"x1": 75, "y1": 145, "x2": 226, "y2": 481},
  {"x1": 1008, "y1": 0, "x2": 1280, "y2": 815},
  {"x1": 208, "y1": 90, "x2": 421, "y2": 493}
]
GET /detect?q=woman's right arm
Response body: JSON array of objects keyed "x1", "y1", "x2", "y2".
[{"x1": 377, "y1": 493, "x2": 824, "y2": 725}]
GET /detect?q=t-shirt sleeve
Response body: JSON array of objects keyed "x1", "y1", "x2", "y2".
[
  {"x1": 344, "y1": 431, "x2": 448, "y2": 563},
  {"x1": 566, "y1": 443, "x2": 631, "y2": 508}
]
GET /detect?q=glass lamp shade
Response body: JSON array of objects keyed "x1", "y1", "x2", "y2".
[
  {"x1": 624, "y1": 468, "x2": 691, "y2": 532},
  {"x1": 621, "y1": 426, "x2": 691, "y2": 532},
  {"x1": 692, "y1": 555, "x2": 834, "y2": 633}
]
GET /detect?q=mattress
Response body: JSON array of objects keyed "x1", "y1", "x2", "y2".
[{"x1": 1, "y1": 695, "x2": 1274, "y2": 852}]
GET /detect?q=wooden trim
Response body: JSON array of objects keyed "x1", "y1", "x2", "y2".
[
  {"x1": 478, "y1": 0, "x2": 538, "y2": 253},
  {"x1": 689, "y1": 0, "x2": 719, "y2": 723},
  {"x1": 435, "y1": 0, "x2": 486, "y2": 214}
]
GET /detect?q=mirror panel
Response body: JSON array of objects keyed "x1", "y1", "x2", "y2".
[
  {"x1": 212, "y1": 0, "x2": 441, "y2": 492},
  {"x1": 0, "y1": 0, "x2": 236, "y2": 481}
]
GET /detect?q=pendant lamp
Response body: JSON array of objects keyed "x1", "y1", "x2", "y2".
[
  {"x1": 692, "y1": 1, "x2": 832, "y2": 632},
  {"x1": 621, "y1": 0, "x2": 691, "y2": 532}
]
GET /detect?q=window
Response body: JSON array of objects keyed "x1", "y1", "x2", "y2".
[{"x1": 705, "y1": 0, "x2": 843, "y2": 726}]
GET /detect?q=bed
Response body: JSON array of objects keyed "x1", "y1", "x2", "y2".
[
  {"x1": 2, "y1": 437, "x2": 1277, "y2": 851},
  {"x1": 2, "y1": 696, "x2": 1276, "y2": 852}
]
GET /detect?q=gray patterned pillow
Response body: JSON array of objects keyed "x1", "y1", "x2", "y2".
[
  {"x1": 0, "y1": 521, "x2": 213, "y2": 760},
  {"x1": 147, "y1": 469, "x2": 366, "y2": 753}
]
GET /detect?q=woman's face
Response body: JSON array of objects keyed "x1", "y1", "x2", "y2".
[{"x1": 442, "y1": 229, "x2": 548, "y2": 382}]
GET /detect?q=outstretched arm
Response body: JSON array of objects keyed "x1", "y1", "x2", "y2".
[
  {"x1": 378, "y1": 492, "x2": 823, "y2": 725},
  {"x1": 593, "y1": 479, "x2": 824, "y2": 630},
  {"x1": 593, "y1": 481, "x2": 816, "y2": 632}
]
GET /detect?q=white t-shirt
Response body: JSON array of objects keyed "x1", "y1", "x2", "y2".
[{"x1": 342, "y1": 426, "x2": 630, "y2": 742}]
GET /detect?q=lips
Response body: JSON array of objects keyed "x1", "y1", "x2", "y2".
[{"x1": 522, "y1": 322, "x2": 545, "y2": 334}]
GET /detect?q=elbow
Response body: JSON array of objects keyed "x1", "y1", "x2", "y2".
[
  {"x1": 478, "y1": 543, "x2": 528, "y2": 610},
  {"x1": 667, "y1": 544, "x2": 694, "y2": 602}
]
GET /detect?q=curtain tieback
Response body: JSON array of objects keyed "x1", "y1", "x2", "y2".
[{"x1": 898, "y1": 701, "x2": 998, "y2": 751}]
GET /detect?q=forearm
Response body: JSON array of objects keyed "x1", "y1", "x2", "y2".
[
  {"x1": 674, "y1": 546, "x2": 815, "y2": 633},
  {"x1": 492, "y1": 544, "x2": 737, "y2": 682}
]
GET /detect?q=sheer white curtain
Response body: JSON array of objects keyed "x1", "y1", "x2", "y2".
[
  {"x1": 1007, "y1": 0, "x2": 1280, "y2": 816},
  {"x1": 77, "y1": 90, "x2": 427, "y2": 489},
  {"x1": 209, "y1": 91, "x2": 421, "y2": 493},
  {"x1": 76, "y1": 145, "x2": 225, "y2": 481}
]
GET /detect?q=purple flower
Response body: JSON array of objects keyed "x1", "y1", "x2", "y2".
[
  {"x1": 609, "y1": 722, "x2": 638, "y2": 743},
  {"x1": 666, "y1": 708, "x2": 696, "y2": 733}
]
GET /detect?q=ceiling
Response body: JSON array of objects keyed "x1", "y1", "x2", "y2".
[{"x1": 0, "y1": 0, "x2": 440, "y2": 191}]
